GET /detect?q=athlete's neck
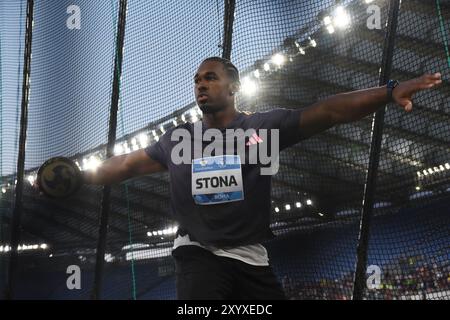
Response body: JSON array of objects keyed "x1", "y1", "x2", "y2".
[{"x1": 202, "y1": 106, "x2": 237, "y2": 129}]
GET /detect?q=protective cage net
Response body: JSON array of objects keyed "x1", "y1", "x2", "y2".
[
  {"x1": 0, "y1": 0, "x2": 27, "y2": 296},
  {"x1": 0, "y1": 0, "x2": 448, "y2": 300},
  {"x1": 234, "y1": 0, "x2": 388, "y2": 300},
  {"x1": 1, "y1": 0, "x2": 119, "y2": 299},
  {"x1": 367, "y1": 0, "x2": 450, "y2": 300},
  {"x1": 102, "y1": 0, "x2": 224, "y2": 300}
]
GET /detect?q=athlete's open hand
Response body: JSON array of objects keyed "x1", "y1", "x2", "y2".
[{"x1": 393, "y1": 73, "x2": 442, "y2": 112}]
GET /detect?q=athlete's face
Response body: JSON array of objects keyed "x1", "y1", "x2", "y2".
[{"x1": 194, "y1": 61, "x2": 235, "y2": 114}]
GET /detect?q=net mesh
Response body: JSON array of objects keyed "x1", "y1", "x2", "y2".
[
  {"x1": 0, "y1": 0, "x2": 449, "y2": 300},
  {"x1": 9, "y1": 0, "x2": 118, "y2": 299},
  {"x1": 0, "y1": 0, "x2": 27, "y2": 297},
  {"x1": 366, "y1": 0, "x2": 450, "y2": 300}
]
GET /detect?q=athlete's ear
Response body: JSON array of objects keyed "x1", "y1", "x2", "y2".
[{"x1": 229, "y1": 82, "x2": 240, "y2": 96}]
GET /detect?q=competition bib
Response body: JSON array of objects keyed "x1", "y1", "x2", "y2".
[{"x1": 192, "y1": 155, "x2": 244, "y2": 205}]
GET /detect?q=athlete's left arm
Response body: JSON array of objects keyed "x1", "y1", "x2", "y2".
[{"x1": 298, "y1": 73, "x2": 442, "y2": 140}]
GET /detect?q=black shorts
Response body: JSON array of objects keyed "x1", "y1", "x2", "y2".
[{"x1": 172, "y1": 245, "x2": 286, "y2": 300}]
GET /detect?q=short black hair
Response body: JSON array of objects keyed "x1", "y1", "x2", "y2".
[{"x1": 201, "y1": 57, "x2": 240, "y2": 85}]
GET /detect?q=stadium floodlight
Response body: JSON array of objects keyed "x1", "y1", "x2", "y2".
[
  {"x1": 309, "y1": 38, "x2": 317, "y2": 47},
  {"x1": 40, "y1": 244, "x2": 48, "y2": 249},
  {"x1": 87, "y1": 156, "x2": 101, "y2": 171},
  {"x1": 114, "y1": 144, "x2": 124, "y2": 155},
  {"x1": 253, "y1": 69, "x2": 260, "y2": 78},
  {"x1": 190, "y1": 109, "x2": 198, "y2": 122},
  {"x1": 446, "y1": 163, "x2": 450, "y2": 170},
  {"x1": 333, "y1": 6, "x2": 351, "y2": 29},
  {"x1": 138, "y1": 133, "x2": 149, "y2": 148},
  {"x1": 123, "y1": 142, "x2": 131, "y2": 154},
  {"x1": 1, "y1": 188, "x2": 6, "y2": 194},
  {"x1": 27, "y1": 175, "x2": 35, "y2": 186},
  {"x1": 323, "y1": 16, "x2": 332, "y2": 25},
  {"x1": 306, "y1": 199, "x2": 313, "y2": 206},
  {"x1": 263, "y1": 63, "x2": 270, "y2": 71},
  {"x1": 326, "y1": 25, "x2": 335, "y2": 34},
  {"x1": 285, "y1": 204, "x2": 291, "y2": 211},
  {"x1": 271, "y1": 53, "x2": 286, "y2": 67},
  {"x1": 241, "y1": 77, "x2": 258, "y2": 97},
  {"x1": 274, "y1": 207, "x2": 280, "y2": 213},
  {"x1": 295, "y1": 202, "x2": 302, "y2": 208},
  {"x1": 130, "y1": 138, "x2": 139, "y2": 151},
  {"x1": 105, "y1": 254, "x2": 114, "y2": 263}
]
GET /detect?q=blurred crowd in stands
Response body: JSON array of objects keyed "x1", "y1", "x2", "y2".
[{"x1": 281, "y1": 255, "x2": 450, "y2": 300}]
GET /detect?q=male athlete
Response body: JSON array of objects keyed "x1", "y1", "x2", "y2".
[{"x1": 80, "y1": 57, "x2": 441, "y2": 299}]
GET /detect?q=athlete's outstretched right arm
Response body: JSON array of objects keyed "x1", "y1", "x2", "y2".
[{"x1": 83, "y1": 149, "x2": 166, "y2": 186}]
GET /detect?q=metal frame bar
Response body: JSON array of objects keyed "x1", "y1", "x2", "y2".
[{"x1": 5, "y1": 0, "x2": 34, "y2": 300}]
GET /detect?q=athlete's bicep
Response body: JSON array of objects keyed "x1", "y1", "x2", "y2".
[
  {"x1": 124, "y1": 149, "x2": 167, "y2": 177},
  {"x1": 298, "y1": 103, "x2": 335, "y2": 140}
]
